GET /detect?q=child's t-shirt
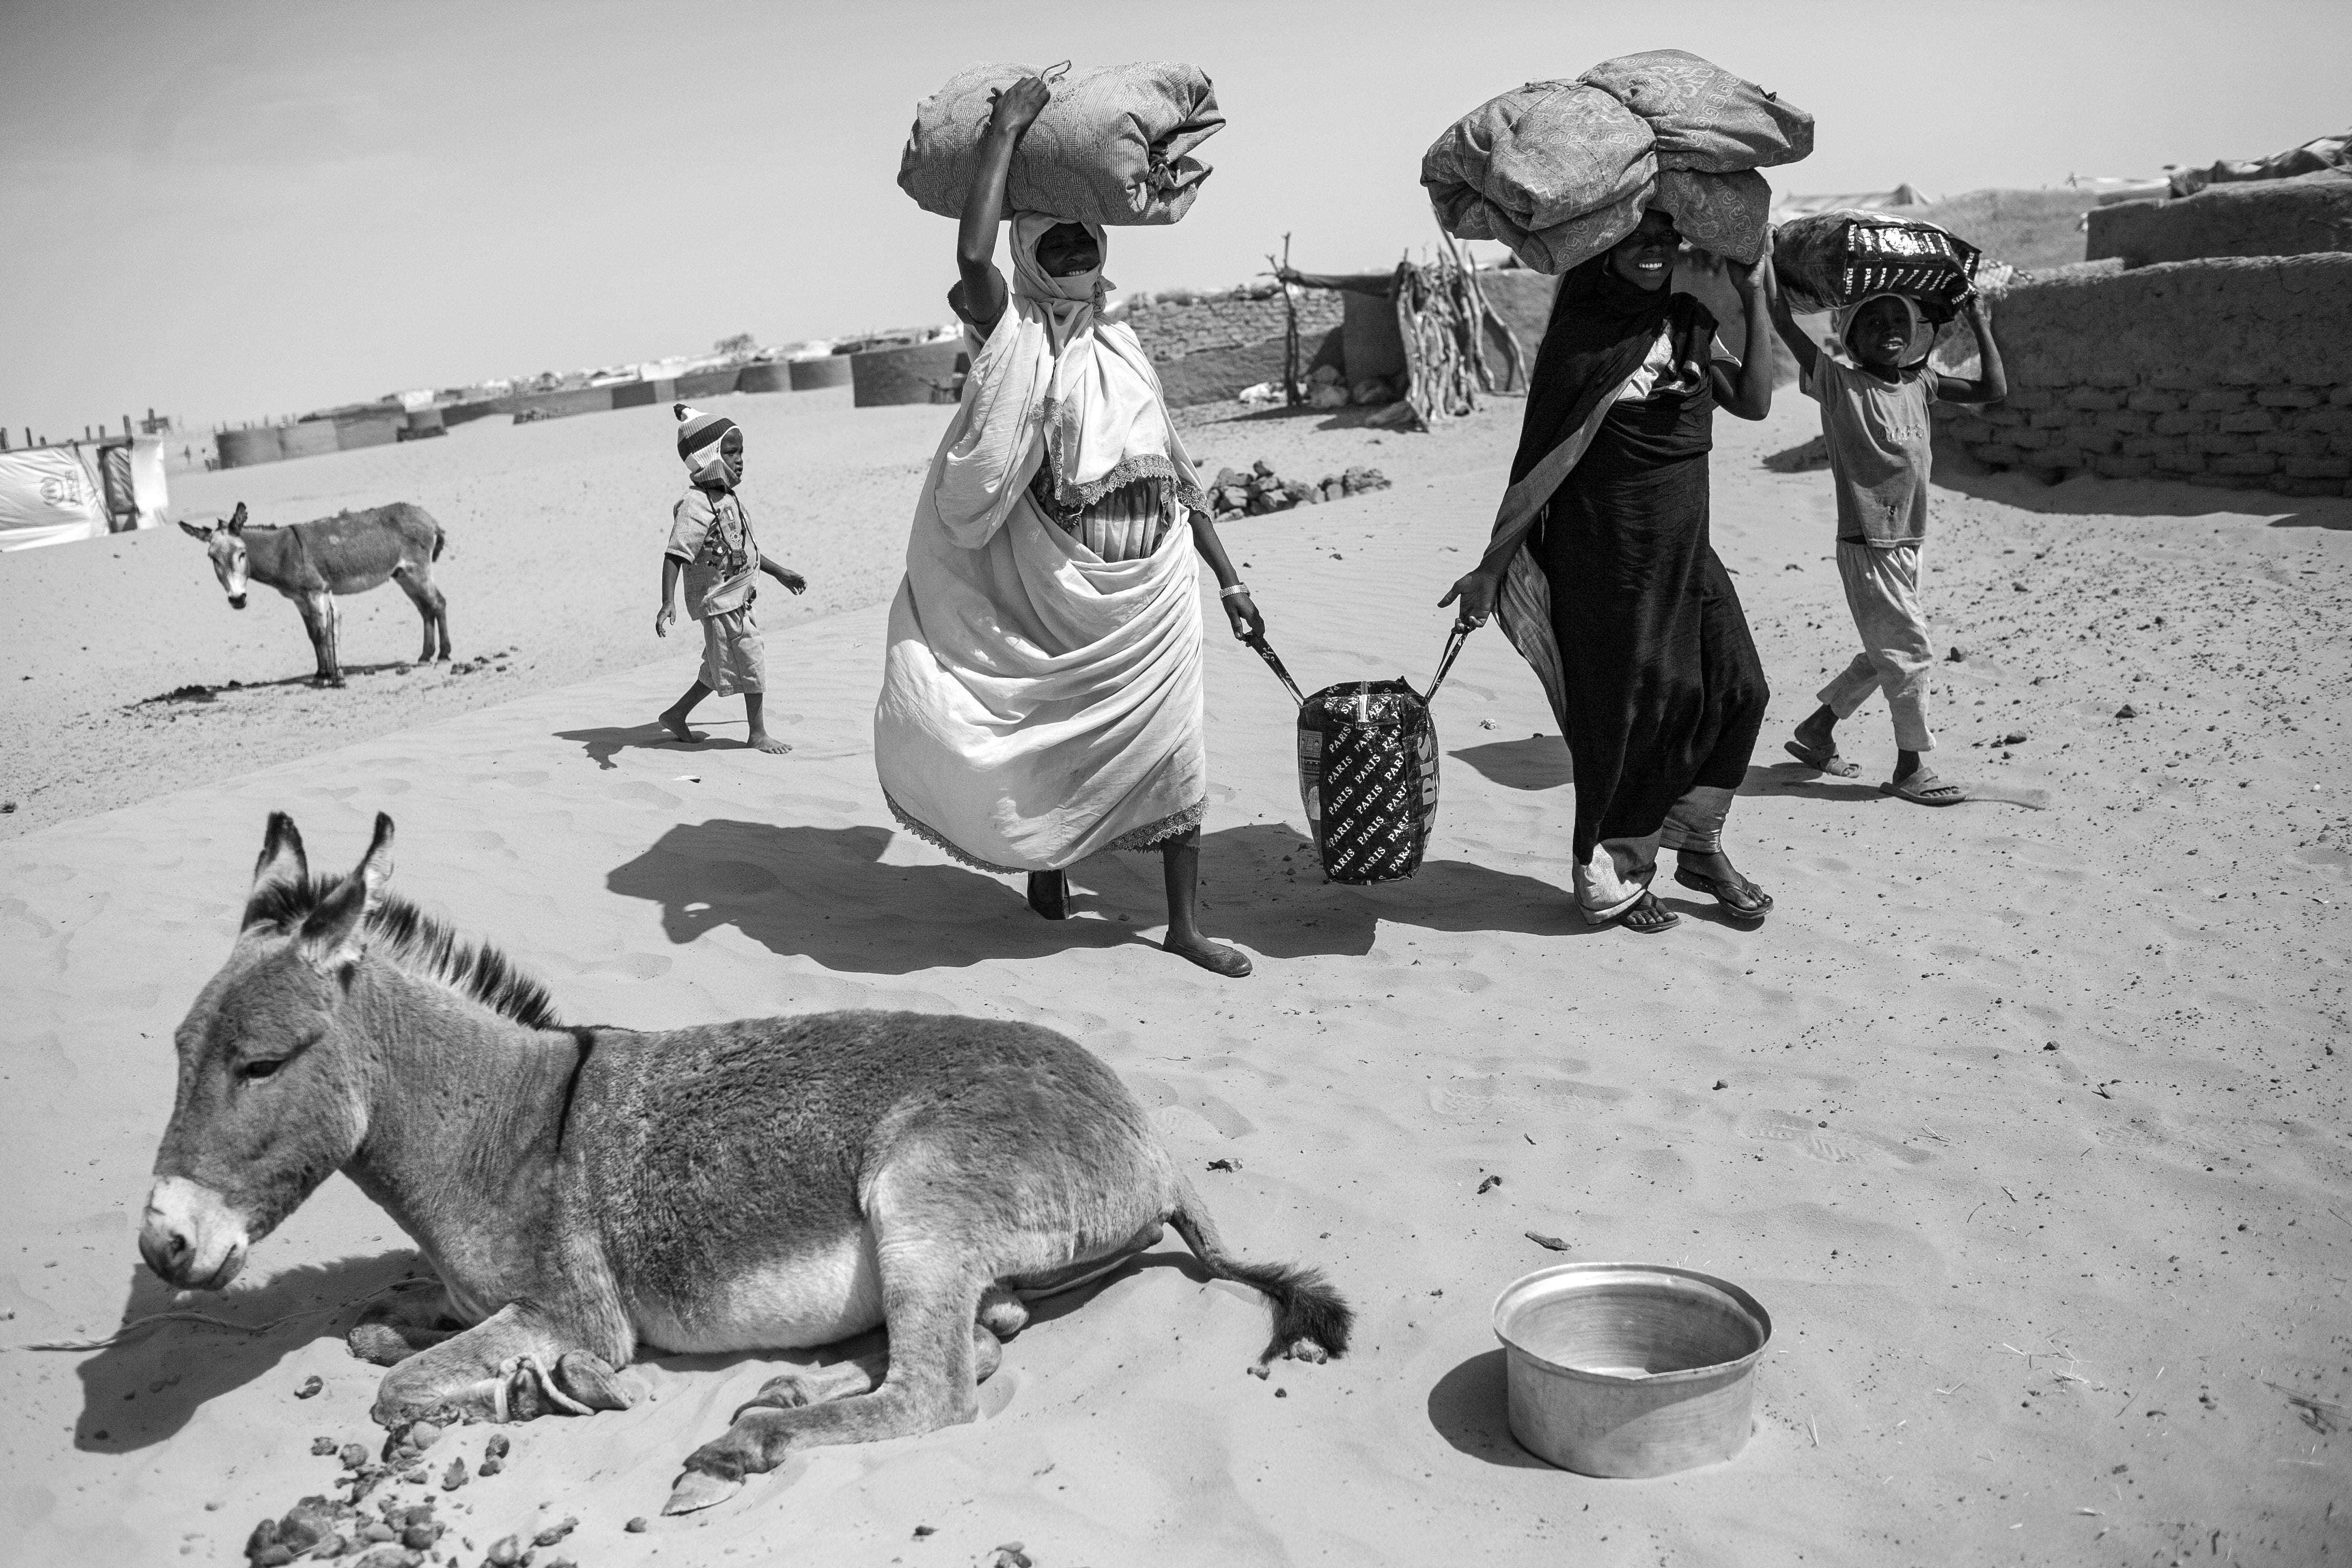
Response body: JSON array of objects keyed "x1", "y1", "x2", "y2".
[
  {"x1": 667, "y1": 485, "x2": 759, "y2": 620},
  {"x1": 1802, "y1": 356, "x2": 1938, "y2": 547}
]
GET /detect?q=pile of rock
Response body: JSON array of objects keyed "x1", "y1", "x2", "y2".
[{"x1": 1206, "y1": 460, "x2": 1391, "y2": 520}]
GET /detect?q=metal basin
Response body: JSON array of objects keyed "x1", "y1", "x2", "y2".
[{"x1": 1492, "y1": 1262, "x2": 1772, "y2": 1478}]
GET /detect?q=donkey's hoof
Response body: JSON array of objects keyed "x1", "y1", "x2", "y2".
[
  {"x1": 554, "y1": 1352, "x2": 639, "y2": 1413},
  {"x1": 663, "y1": 1469, "x2": 742, "y2": 1516},
  {"x1": 348, "y1": 1322, "x2": 421, "y2": 1367}
]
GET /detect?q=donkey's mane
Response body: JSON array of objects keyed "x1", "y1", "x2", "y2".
[{"x1": 243, "y1": 876, "x2": 562, "y2": 1030}]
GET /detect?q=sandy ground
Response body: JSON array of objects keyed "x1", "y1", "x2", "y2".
[{"x1": 2, "y1": 384, "x2": 2348, "y2": 1568}]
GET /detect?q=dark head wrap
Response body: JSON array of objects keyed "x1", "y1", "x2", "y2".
[{"x1": 1507, "y1": 251, "x2": 1718, "y2": 485}]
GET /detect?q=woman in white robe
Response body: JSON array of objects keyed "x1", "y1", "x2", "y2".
[{"x1": 874, "y1": 73, "x2": 1262, "y2": 978}]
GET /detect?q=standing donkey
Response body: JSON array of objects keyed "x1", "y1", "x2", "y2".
[
  {"x1": 140, "y1": 813, "x2": 1352, "y2": 1516},
  {"x1": 179, "y1": 501, "x2": 450, "y2": 686}
]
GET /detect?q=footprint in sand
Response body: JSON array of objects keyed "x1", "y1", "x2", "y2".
[
  {"x1": 1430, "y1": 1073, "x2": 1625, "y2": 1120},
  {"x1": 1738, "y1": 1110, "x2": 1932, "y2": 1165}
]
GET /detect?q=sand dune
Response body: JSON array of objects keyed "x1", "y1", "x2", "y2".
[{"x1": 2, "y1": 391, "x2": 2347, "y2": 1566}]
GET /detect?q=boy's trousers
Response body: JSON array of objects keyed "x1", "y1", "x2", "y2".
[{"x1": 1819, "y1": 539, "x2": 1935, "y2": 752}]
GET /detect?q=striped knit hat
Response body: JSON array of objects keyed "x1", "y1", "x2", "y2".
[{"x1": 674, "y1": 403, "x2": 739, "y2": 482}]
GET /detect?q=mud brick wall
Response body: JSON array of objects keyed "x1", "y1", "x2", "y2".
[
  {"x1": 1123, "y1": 289, "x2": 1345, "y2": 407},
  {"x1": 1934, "y1": 254, "x2": 2352, "y2": 498}
]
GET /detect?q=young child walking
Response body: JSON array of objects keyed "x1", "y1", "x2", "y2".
[
  {"x1": 1765, "y1": 281, "x2": 2006, "y2": 804},
  {"x1": 654, "y1": 403, "x2": 805, "y2": 754}
]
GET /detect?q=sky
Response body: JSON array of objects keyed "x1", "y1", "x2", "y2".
[{"x1": 2, "y1": 0, "x2": 2345, "y2": 440}]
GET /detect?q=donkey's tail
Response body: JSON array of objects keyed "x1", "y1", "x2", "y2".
[{"x1": 1168, "y1": 1176, "x2": 1353, "y2": 1368}]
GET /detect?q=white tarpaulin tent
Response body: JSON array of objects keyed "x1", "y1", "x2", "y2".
[{"x1": 0, "y1": 439, "x2": 168, "y2": 551}]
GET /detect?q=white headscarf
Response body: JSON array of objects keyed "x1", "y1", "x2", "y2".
[
  {"x1": 923, "y1": 213, "x2": 1204, "y2": 549},
  {"x1": 1832, "y1": 291, "x2": 1935, "y2": 369}
]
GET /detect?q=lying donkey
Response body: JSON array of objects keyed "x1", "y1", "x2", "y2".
[
  {"x1": 179, "y1": 501, "x2": 450, "y2": 686},
  {"x1": 141, "y1": 813, "x2": 1350, "y2": 1515}
]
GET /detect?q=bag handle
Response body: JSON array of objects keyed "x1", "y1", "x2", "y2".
[
  {"x1": 1244, "y1": 631, "x2": 1305, "y2": 706},
  {"x1": 1423, "y1": 620, "x2": 1473, "y2": 705}
]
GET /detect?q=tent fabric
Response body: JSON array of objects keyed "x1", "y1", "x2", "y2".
[
  {"x1": 0, "y1": 439, "x2": 169, "y2": 551},
  {"x1": 0, "y1": 446, "x2": 109, "y2": 551}
]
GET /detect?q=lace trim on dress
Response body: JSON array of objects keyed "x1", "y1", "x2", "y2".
[
  {"x1": 1034, "y1": 397, "x2": 1210, "y2": 516},
  {"x1": 884, "y1": 791, "x2": 1205, "y2": 871}
]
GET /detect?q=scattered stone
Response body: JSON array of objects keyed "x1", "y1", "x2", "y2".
[
  {"x1": 912, "y1": 1523, "x2": 937, "y2": 1538},
  {"x1": 1945, "y1": 646, "x2": 1966, "y2": 662},
  {"x1": 2043, "y1": 1041, "x2": 2060, "y2": 1052},
  {"x1": 296, "y1": 1376, "x2": 324, "y2": 1399},
  {"x1": 361, "y1": 1522, "x2": 397, "y2": 1544},
  {"x1": 2116, "y1": 703, "x2": 2140, "y2": 719},
  {"x1": 1476, "y1": 1175, "x2": 1501, "y2": 1194},
  {"x1": 624, "y1": 1517, "x2": 649, "y2": 1534},
  {"x1": 1206, "y1": 1157, "x2": 1238, "y2": 1172},
  {"x1": 478, "y1": 1457, "x2": 504, "y2": 1478},
  {"x1": 533, "y1": 1518, "x2": 578, "y2": 1548},
  {"x1": 2011, "y1": 581, "x2": 2027, "y2": 592},
  {"x1": 401, "y1": 1521, "x2": 442, "y2": 1550},
  {"x1": 407, "y1": 1421, "x2": 442, "y2": 1451},
  {"x1": 1712, "y1": 1080, "x2": 1728, "y2": 1090},
  {"x1": 341, "y1": 1443, "x2": 370, "y2": 1471},
  {"x1": 1206, "y1": 459, "x2": 1389, "y2": 521},
  {"x1": 991, "y1": 1544, "x2": 1033, "y2": 1568},
  {"x1": 439, "y1": 1457, "x2": 467, "y2": 1491},
  {"x1": 2000, "y1": 730, "x2": 2028, "y2": 745},
  {"x1": 1524, "y1": 1231, "x2": 1570, "y2": 1252},
  {"x1": 1247, "y1": 1363, "x2": 1270, "y2": 1380},
  {"x1": 486, "y1": 1534, "x2": 523, "y2": 1566},
  {"x1": 1274, "y1": 1388, "x2": 1288, "y2": 1399},
  {"x1": 312, "y1": 1437, "x2": 341, "y2": 1456},
  {"x1": 484, "y1": 1435, "x2": 510, "y2": 1460}
]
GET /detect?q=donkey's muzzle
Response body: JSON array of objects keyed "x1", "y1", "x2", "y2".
[
  {"x1": 139, "y1": 1177, "x2": 250, "y2": 1291},
  {"x1": 228, "y1": 594, "x2": 248, "y2": 610}
]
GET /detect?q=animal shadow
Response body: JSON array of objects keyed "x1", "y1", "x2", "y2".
[
  {"x1": 1426, "y1": 1349, "x2": 1551, "y2": 1469},
  {"x1": 69, "y1": 1251, "x2": 425, "y2": 1452}
]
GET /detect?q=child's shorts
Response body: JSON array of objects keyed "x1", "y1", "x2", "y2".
[{"x1": 697, "y1": 607, "x2": 765, "y2": 695}]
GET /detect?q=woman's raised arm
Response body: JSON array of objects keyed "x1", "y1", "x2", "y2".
[{"x1": 956, "y1": 75, "x2": 1051, "y2": 335}]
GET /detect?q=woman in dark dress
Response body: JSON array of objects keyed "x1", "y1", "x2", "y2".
[{"x1": 1443, "y1": 211, "x2": 1775, "y2": 933}]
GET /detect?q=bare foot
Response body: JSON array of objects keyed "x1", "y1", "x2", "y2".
[
  {"x1": 658, "y1": 710, "x2": 704, "y2": 744},
  {"x1": 748, "y1": 731, "x2": 792, "y2": 755},
  {"x1": 1165, "y1": 934, "x2": 1252, "y2": 976}
]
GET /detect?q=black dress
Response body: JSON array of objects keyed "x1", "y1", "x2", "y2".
[{"x1": 1542, "y1": 361, "x2": 1768, "y2": 865}]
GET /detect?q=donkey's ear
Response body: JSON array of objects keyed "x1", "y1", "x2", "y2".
[
  {"x1": 178, "y1": 519, "x2": 213, "y2": 541},
  {"x1": 251, "y1": 813, "x2": 308, "y2": 892},
  {"x1": 297, "y1": 814, "x2": 394, "y2": 975},
  {"x1": 226, "y1": 502, "x2": 248, "y2": 534}
]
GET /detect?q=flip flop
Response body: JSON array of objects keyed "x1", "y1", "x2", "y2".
[
  {"x1": 1784, "y1": 739, "x2": 1861, "y2": 778},
  {"x1": 1880, "y1": 768, "x2": 1968, "y2": 806},
  {"x1": 1606, "y1": 891, "x2": 1679, "y2": 934},
  {"x1": 1672, "y1": 867, "x2": 1774, "y2": 922}
]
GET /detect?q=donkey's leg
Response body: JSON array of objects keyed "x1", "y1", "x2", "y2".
[
  {"x1": 391, "y1": 564, "x2": 450, "y2": 662},
  {"x1": 733, "y1": 1319, "x2": 1004, "y2": 1422},
  {"x1": 290, "y1": 592, "x2": 335, "y2": 685},
  {"x1": 665, "y1": 1185, "x2": 996, "y2": 1514},
  {"x1": 372, "y1": 1303, "x2": 639, "y2": 1432},
  {"x1": 348, "y1": 1279, "x2": 465, "y2": 1367}
]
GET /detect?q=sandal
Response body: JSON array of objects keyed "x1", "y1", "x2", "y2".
[
  {"x1": 1880, "y1": 768, "x2": 1968, "y2": 806},
  {"x1": 1784, "y1": 738, "x2": 1861, "y2": 778},
  {"x1": 1612, "y1": 891, "x2": 1679, "y2": 934},
  {"x1": 1027, "y1": 871, "x2": 1070, "y2": 920},
  {"x1": 1673, "y1": 867, "x2": 1774, "y2": 922}
]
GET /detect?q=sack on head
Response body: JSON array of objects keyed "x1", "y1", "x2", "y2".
[
  {"x1": 1423, "y1": 51, "x2": 1809, "y2": 273},
  {"x1": 1773, "y1": 210, "x2": 1982, "y2": 318},
  {"x1": 898, "y1": 61, "x2": 1223, "y2": 227}
]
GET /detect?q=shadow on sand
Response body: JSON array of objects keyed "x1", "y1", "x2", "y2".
[
  {"x1": 603, "y1": 819, "x2": 1592, "y2": 972},
  {"x1": 1427, "y1": 1349, "x2": 1552, "y2": 1469},
  {"x1": 67, "y1": 1250, "x2": 425, "y2": 1453},
  {"x1": 1933, "y1": 438, "x2": 2345, "y2": 529},
  {"x1": 555, "y1": 723, "x2": 720, "y2": 771}
]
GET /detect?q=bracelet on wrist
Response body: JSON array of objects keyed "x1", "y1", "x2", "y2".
[{"x1": 1219, "y1": 583, "x2": 1251, "y2": 600}]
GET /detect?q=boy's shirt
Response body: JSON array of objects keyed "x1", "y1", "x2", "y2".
[
  {"x1": 1803, "y1": 355, "x2": 1938, "y2": 547},
  {"x1": 667, "y1": 484, "x2": 759, "y2": 620}
]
